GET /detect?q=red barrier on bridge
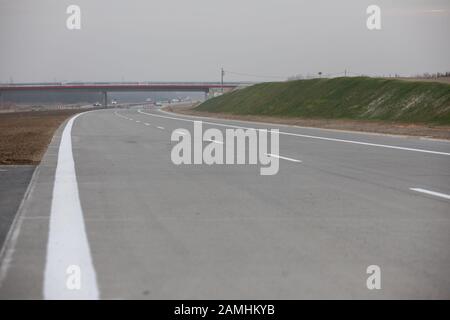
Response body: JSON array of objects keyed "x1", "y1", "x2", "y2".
[{"x1": 0, "y1": 82, "x2": 241, "y2": 92}]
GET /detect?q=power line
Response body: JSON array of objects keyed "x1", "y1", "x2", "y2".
[
  {"x1": 222, "y1": 68, "x2": 372, "y2": 81},
  {"x1": 325, "y1": 71, "x2": 346, "y2": 77},
  {"x1": 223, "y1": 69, "x2": 286, "y2": 80}
]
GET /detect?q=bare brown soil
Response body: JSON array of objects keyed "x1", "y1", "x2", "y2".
[
  {"x1": 0, "y1": 109, "x2": 89, "y2": 164},
  {"x1": 394, "y1": 77, "x2": 450, "y2": 84},
  {"x1": 165, "y1": 104, "x2": 450, "y2": 140}
]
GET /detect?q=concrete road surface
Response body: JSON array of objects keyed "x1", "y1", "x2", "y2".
[
  {"x1": 0, "y1": 166, "x2": 36, "y2": 250},
  {"x1": 0, "y1": 107, "x2": 449, "y2": 299}
]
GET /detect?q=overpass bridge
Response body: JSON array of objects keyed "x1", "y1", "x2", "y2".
[{"x1": 0, "y1": 82, "x2": 249, "y2": 106}]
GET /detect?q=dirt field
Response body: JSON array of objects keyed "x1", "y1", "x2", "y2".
[
  {"x1": 166, "y1": 104, "x2": 450, "y2": 140},
  {"x1": 394, "y1": 77, "x2": 450, "y2": 84},
  {"x1": 0, "y1": 109, "x2": 90, "y2": 164}
]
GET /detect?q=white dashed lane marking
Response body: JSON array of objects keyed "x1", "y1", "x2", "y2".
[
  {"x1": 138, "y1": 110, "x2": 450, "y2": 157},
  {"x1": 410, "y1": 188, "x2": 450, "y2": 200},
  {"x1": 266, "y1": 153, "x2": 302, "y2": 163}
]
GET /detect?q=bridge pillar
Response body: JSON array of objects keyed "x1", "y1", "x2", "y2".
[
  {"x1": 103, "y1": 91, "x2": 108, "y2": 107},
  {"x1": 204, "y1": 89, "x2": 209, "y2": 101}
]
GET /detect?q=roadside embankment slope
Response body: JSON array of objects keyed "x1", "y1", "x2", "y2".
[{"x1": 196, "y1": 77, "x2": 450, "y2": 125}]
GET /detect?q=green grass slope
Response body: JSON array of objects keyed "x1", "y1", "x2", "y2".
[{"x1": 196, "y1": 77, "x2": 450, "y2": 125}]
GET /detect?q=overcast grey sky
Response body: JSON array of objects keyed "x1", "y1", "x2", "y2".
[{"x1": 0, "y1": 0, "x2": 449, "y2": 82}]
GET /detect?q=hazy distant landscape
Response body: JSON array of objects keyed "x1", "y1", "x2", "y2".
[{"x1": 0, "y1": 91, "x2": 202, "y2": 112}]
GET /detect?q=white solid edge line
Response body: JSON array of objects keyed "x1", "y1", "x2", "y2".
[
  {"x1": 137, "y1": 110, "x2": 450, "y2": 156},
  {"x1": 266, "y1": 153, "x2": 302, "y2": 163},
  {"x1": 409, "y1": 188, "x2": 450, "y2": 200},
  {"x1": 113, "y1": 111, "x2": 128, "y2": 120},
  {"x1": 44, "y1": 113, "x2": 99, "y2": 300},
  {"x1": 0, "y1": 166, "x2": 41, "y2": 287},
  {"x1": 158, "y1": 108, "x2": 450, "y2": 143},
  {"x1": 205, "y1": 139, "x2": 224, "y2": 144}
]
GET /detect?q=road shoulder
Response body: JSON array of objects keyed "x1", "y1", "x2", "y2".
[
  {"x1": 0, "y1": 165, "x2": 36, "y2": 253},
  {"x1": 0, "y1": 117, "x2": 70, "y2": 299},
  {"x1": 165, "y1": 104, "x2": 450, "y2": 141}
]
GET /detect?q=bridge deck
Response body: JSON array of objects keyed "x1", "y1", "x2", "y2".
[{"x1": 0, "y1": 82, "x2": 245, "y2": 92}]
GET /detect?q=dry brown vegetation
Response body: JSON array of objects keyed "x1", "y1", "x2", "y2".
[
  {"x1": 0, "y1": 110, "x2": 86, "y2": 164},
  {"x1": 166, "y1": 105, "x2": 450, "y2": 140}
]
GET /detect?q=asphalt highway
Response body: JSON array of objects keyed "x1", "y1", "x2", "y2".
[{"x1": 0, "y1": 106, "x2": 449, "y2": 299}]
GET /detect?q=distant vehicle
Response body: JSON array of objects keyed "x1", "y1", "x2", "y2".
[
  {"x1": 111, "y1": 100, "x2": 117, "y2": 105},
  {"x1": 155, "y1": 101, "x2": 163, "y2": 106},
  {"x1": 93, "y1": 102, "x2": 101, "y2": 106},
  {"x1": 171, "y1": 98, "x2": 180, "y2": 103}
]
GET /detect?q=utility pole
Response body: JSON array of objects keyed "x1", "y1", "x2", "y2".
[{"x1": 221, "y1": 68, "x2": 225, "y2": 93}]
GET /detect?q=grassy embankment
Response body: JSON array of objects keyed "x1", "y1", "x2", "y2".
[{"x1": 196, "y1": 77, "x2": 450, "y2": 125}]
